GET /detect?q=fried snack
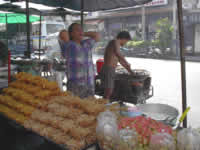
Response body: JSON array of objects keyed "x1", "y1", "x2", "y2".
[
  {"x1": 80, "y1": 101, "x2": 105, "y2": 115},
  {"x1": 18, "y1": 104, "x2": 35, "y2": 116},
  {"x1": 3, "y1": 88, "x2": 35, "y2": 103},
  {"x1": 31, "y1": 76, "x2": 49, "y2": 88},
  {"x1": 1, "y1": 89, "x2": 38, "y2": 107},
  {"x1": 77, "y1": 114, "x2": 96, "y2": 127},
  {"x1": 0, "y1": 95, "x2": 44, "y2": 110},
  {"x1": 34, "y1": 90, "x2": 51, "y2": 100},
  {"x1": 85, "y1": 132, "x2": 97, "y2": 145},
  {"x1": 46, "y1": 103, "x2": 71, "y2": 118},
  {"x1": 50, "y1": 96, "x2": 82, "y2": 108},
  {"x1": 9, "y1": 81, "x2": 41, "y2": 95},
  {"x1": 58, "y1": 120, "x2": 74, "y2": 133},
  {"x1": 40, "y1": 127, "x2": 70, "y2": 145},
  {"x1": 25, "y1": 86, "x2": 42, "y2": 96},
  {"x1": 2, "y1": 87, "x2": 16, "y2": 95},
  {"x1": 46, "y1": 102, "x2": 60, "y2": 112},
  {"x1": 14, "y1": 72, "x2": 60, "y2": 92},
  {"x1": 69, "y1": 107, "x2": 84, "y2": 118},
  {"x1": 39, "y1": 126, "x2": 57, "y2": 137},
  {"x1": 49, "y1": 130, "x2": 71, "y2": 145},
  {"x1": 0, "y1": 104, "x2": 27, "y2": 124},
  {"x1": 48, "y1": 115, "x2": 64, "y2": 129},
  {"x1": 24, "y1": 119, "x2": 46, "y2": 133},
  {"x1": 67, "y1": 96, "x2": 84, "y2": 108},
  {"x1": 69, "y1": 127, "x2": 90, "y2": 140},
  {"x1": 65, "y1": 139, "x2": 85, "y2": 150},
  {"x1": 14, "y1": 72, "x2": 34, "y2": 82},
  {"x1": 0, "y1": 95, "x2": 35, "y2": 116},
  {"x1": 31, "y1": 110, "x2": 53, "y2": 125},
  {"x1": 60, "y1": 91, "x2": 73, "y2": 96},
  {"x1": 45, "y1": 81, "x2": 60, "y2": 90},
  {"x1": 29, "y1": 98, "x2": 46, "y2": 108}
]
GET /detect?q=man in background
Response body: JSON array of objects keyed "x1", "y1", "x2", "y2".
[{"x1": 100, "y1": 31, "x2": 133, "y2": 100}]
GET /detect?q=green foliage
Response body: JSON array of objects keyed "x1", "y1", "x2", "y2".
[
  {"x1": 126, "y1": 40, "x2": 150, "y2": 49},
  {"x1": 154, "y1": 18, "x2": 173, "y2": 50}
]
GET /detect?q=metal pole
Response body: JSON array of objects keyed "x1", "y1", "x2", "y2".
[
  {"x1": 26, "y1": 0, "x2": 31, "y2": 58},
  {"x1": 6, "y1": 14, "x2": 11, "y2": 83},
  {"x1": 39, "y1": 12, "x2": 42, "y2": 60},
  {"x1": 173, "y1": 0, "x2": 177, "y2": 55},
  {"x1": 5, "y1": 14, "x2": 8, "y2": 49},
  {"x1": 81, "y1": 0, "x2": 84, "y2": 28},
  {"x1": 142, "y1": 5, "x2": 146, "y2": 40},
  {"x1": 177, "y1": 0, "x2": 187, "y2": 127}
]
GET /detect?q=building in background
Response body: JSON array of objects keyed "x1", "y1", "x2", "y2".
[{"x1": 72, "y1": 0, "x2": 200, "y2": 57}]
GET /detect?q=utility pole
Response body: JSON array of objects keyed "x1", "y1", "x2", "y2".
[
  {"x1": 173, "y1": 0, "x2": 177, "y2": 56},
  {"x1": 142, "y1": 5, "x2": 146, "y2": 40}
]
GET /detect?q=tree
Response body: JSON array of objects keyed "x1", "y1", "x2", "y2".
[{"x1": 155, "y1": 18, "x2": 173, "y2": 54}]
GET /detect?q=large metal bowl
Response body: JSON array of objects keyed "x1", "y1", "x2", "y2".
[{"x1": 136, "y1": 103, "x2": 179, "y2": 125}]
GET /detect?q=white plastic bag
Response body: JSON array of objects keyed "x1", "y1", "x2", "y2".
[
  {"x1": 149, "y1": 132, "x2": 176, "y2": 150},
  {"x1": 96, "y1": 111, "x2": 119, "y2": 150},
  {"x1": 116, "y1": 128, "x2": 138, "y2": 150},
  {"x1": 177, "y1": 128, "x2": 200, "y2": 150}
]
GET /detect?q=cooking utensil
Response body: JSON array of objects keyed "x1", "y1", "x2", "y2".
[{"x1": 173, "y1": 107, "x2": 191, "y2": 130}]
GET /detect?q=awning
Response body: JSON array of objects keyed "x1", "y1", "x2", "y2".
[
  {"x1": 0, "y1": 12, "x2": 40, "y2": 23},
  {"x1": 4, "y1": 0, "x2": 153, "y2": 11},
  {"x1": 0, "y1": 2, "x2": 81, "y2": 16}
]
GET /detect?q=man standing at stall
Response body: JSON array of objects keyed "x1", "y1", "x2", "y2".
[
  {"x1": 66, "y1": 23, "x2": 100, "y2": 98},
  {"x1": 100, "y1": 31, "x2": 133, "y2": 100}
]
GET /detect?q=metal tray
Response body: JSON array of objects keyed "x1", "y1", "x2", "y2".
[{"x1": 136, "y1": 103, "x2": 179, "y2": 126}]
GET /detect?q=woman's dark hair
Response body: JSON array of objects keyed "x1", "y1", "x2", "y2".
[
  {"x1": 68, "y1": 23, "x2": 80, "y2": 40},
  {"x1": 116, "y1": 31, "x2": 131, "y2": 40}
]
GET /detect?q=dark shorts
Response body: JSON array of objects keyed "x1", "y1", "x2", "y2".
[{"x1": 99, "y1": 65, "x2": 115, "y2": 89}]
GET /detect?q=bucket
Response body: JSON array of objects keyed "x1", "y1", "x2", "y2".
[{"x1": 96, "y1": 58, "x2": 104, "y2": 74}]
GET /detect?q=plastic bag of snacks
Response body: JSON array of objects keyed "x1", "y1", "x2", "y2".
[
  {"x1": 116, "y1": 128, "x2": 138, "y2": 150},
  {"x1": 177, "y1": 128, "x2": 200, "y2": 150},
  {"x1": 96, "y1": 111, "x2": 119, "y2": 150},
  {"x1": 149, "y1": 132, "x2": 176, "y2": 150}
]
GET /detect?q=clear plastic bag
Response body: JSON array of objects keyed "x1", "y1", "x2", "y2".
[
  {"x1": 177, "y1": 128, "x2": 200, "y2": 150},
  {"x1": 97, "y1": 110, "x2": 117, "y2": 123},
  {"x1": 116, "y1": 128, "x2": 138, "y2": 150},
  {"x1": 96, "y1": 111, "x2": 119, "y2": 150},
  {"x1": 149, "y1": 132, "x2": 176, "y2": 150}
]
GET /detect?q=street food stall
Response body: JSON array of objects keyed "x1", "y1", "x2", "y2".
[
  {"x1": 0, "y1": 0, "x2": 195, "y2": 149},
  {"x1": 0, "y1": 72, "x2": 199, "y2": 150}
]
